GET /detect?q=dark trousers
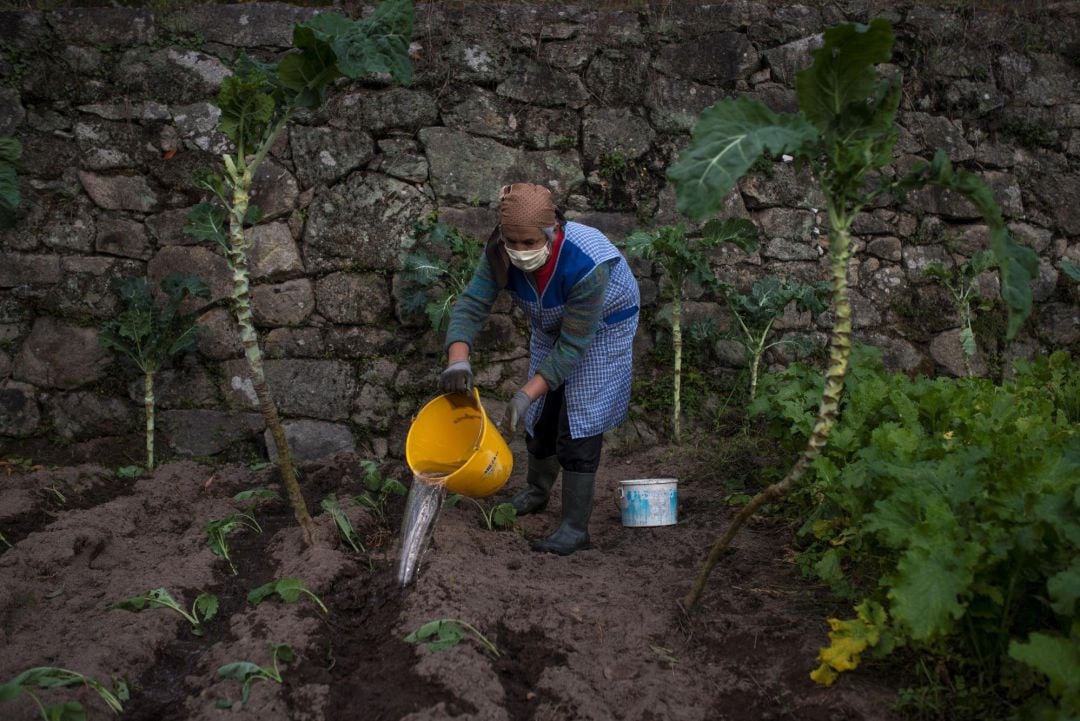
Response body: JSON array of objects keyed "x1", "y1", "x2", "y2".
[{"x1": 525, "y1": 385, "x2": 603, "y2": 473}]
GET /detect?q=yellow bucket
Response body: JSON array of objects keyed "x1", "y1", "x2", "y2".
[{"x1": 405, "y1": 388, "x2": 513, "y2": 498}]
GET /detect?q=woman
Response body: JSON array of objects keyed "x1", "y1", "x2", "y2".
[{"x1": 439, "y1": 183, "x2": 639, "y2": 556}]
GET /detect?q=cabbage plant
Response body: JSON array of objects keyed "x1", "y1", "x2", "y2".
[
  {"x1": 622, "y1": 219, "x2": 757, "y2": 443},
  {"x1": 720, "y1": 276, "x2": 829, "y2": 400},
  {"x1": 669, "y1": 18, "x2": 1037, "y2": 611},
  {"x1": 98, "y1": 274, "x2": 209, "y2": 470},
  {"x1": 184, "y1": 0, "x2": 414, "y2": 545}
]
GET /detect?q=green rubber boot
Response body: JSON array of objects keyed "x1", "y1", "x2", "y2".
[
  {"x1": 511, "y1": 453, "x2": 560, "y2": 516},
  {"x1": 531, "y1": 470, "x2": 594, "y2": 556}
]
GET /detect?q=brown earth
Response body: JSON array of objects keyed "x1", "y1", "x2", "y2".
[{"x1": 0, "y1": 441, "x2": 901, "y2": 721}]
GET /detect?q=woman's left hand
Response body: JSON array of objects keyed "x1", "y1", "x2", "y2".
[{"x1": 500, "y1": 390, "x2": 532, "y2": 439}]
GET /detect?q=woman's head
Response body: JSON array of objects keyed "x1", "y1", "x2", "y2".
[{"x1": 498, "y1": 183, "x2": 558, "y2": 251}]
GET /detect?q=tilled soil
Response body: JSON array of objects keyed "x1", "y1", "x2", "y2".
[{"x1": 0, "y1": 444, "x2": 901, "y2": 721}]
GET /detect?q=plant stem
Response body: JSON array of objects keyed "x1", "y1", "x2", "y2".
[
  {"x1": 224, "y1": 160, "x2": 317, "y2": 547},
  {"x1": 453, "y1": 619, "x2": 500, "y2": 657},
  {"x1": 467, "y1": 497, "x2": 493, "y2": 530},
  {"x1": 672, "y1": 294, "x2": 683, "y2": 445},
  {"x1": 144, "y1": 372, "x2": 155, "y2": 470},
  {"x1": 301, "y1": 589, "x2": 329, "y2": 614},
  {"x1": 682, "y1": 223, "x2": 854, "y2": 613},
  {"x1": 25, "y1": 689, "x2": 49, "y2": 721},
  {"x1": 748, "y1": 321, "x2": 773, "y2": 402}
]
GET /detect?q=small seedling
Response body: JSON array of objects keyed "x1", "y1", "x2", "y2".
[
  {"x1": 321, "y1": 493, "x2": 366, "y2": 555},
  {"x1": 42, "y1": 485, "x2": 67, "y2": 506},
  {"x1": 0, "y1": 531, "x2": 10, "y2": 549},
  {"x1": 204, "y1": 513, "x2": 261, "y2": 575},
  {"x1": 247, "y1": 577, "x2": 328, "y2": 615},
  {"x1": 405, "y1": 618, "x2": 500, "y2": 657},
  {"x1": 116, "y1": 465, "x2": 143, "y2": 479},
  {"x1": 449, "y1": 495, "x2": 517, "y2": 531},
  {"x1": 233, "y1": 487, "x2": 280, "y2": 517},
  {"x1": 217, "y1": 643, "x2": 293, "y2": 706},
  {"x1": 351, "y1": 461, "x2": 407, "y2": 522},
  {"x1": 110, "y1": 587, "x2": 219, "y2": 636},
  {"x1": 0, "y1": 666, "x2": 123, "y2": 720}
]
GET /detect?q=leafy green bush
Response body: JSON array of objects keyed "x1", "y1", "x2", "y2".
[
  {"x1": 752, "y1": 349, "x2": 1080, "y2": 718},
  {"x1": 398, "y1": 217, "x2": 484, "y2": 332}
]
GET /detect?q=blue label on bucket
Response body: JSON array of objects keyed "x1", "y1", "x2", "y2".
[{"x1": 622, "y1": 487, "x2": 678, "y2": 527}]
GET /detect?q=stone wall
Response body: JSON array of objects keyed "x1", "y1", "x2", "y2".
[{"x1": 1, "y1": 1, "x2": 1078, "y2": 464}]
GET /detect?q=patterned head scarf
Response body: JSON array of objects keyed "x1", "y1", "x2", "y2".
[
  {"x1": 498, "y1": 183, "x2": 556, "y2": 243},
  {"x1": 485, "y1": 183, "x2": 559, "y2": 288}
]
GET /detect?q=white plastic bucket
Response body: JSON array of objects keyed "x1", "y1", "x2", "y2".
[{"x1": 619, "y1": 478, "x2": 678, "y2": 527}]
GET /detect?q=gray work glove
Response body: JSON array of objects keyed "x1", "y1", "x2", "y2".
[
  {"x1": 500, "y1": 390, "x2": 532, "y2": 439},
  {"x1": 438, "y1": 359, "x2": 473, "y2": 394}
]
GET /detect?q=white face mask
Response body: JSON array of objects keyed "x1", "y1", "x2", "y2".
[{"x1": 506, "y1": 242, "x2": 551, "y2": 272}]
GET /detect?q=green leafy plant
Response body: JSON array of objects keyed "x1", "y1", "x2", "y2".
[
  {"x1": 109, "y1": 587, "x2": 219, "y2": 636},
  {"x1": 1009, "y1": 630, "x2": 1080, "y2": 717},
  {"x1": 1061, "y1": 260, "x2": 1080, "y2": 283},
  {"x1": 247, "y1": 577, "x2": 328, "y2": 615},
  {"x1": 351, "y1": 460, "x2": 407, "y2": 522},
  {"x1": 98, "y1": 274, "x2": 209, "y2": 470},
  {"x1": 0, "y1": 666, "x2": 123, "y2": 720},
  {"x1": 752, "y1": 349, "x2": 1079, "y2": 717},
  {"x1": 405, "y1": 618, "x2": 500, "y2": 657},
  {"x1": 204, "y1": 512, "x2": 261, "y2": 575},
  {"x1": 183, "y1": 0, "x2": 415, "y2": 546},
  {"x1": 0, "y1": 531, "x2": 10, "y2": 549},
  {"x1": 720, "y1": 276, "x2": 829, "y2": 400},
  {"x1": 668, "y1": 18, "x2": 1037, "y2": 611},
  {"x1": 398, "y1": 218, "x2": 485, "y2": 332},
  {"x1": 447, "y1": 494, "x2": 517, "y2": 531},
  {"x1": 115, "y1": 465, "x2": 143, "y2": 479},
  {"x1": 622, "y1": 219, "x2": 757, "y2": 443},
  {"x1": 217, "y1": 643, "x2": 293, "y2": 706},
  {"x1": 924, "y1": 251, "x2": 993, "y2": 377},
  {"x1": 321, "y1": 493, "x2": 366, "y2": 555},
  {"x1": 598, "y1": 150, "x2": 629, "y2": 181},
  {"x1": 233, "y1": 487, "x2": 280, "y2": 518},
  {"x1": 0, "y1": 136, "x2": 21, "y2": 228}
]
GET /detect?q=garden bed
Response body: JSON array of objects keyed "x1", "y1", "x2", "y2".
[{"x1": 0, "y1": 445, "x2": 899, "y2": 721}]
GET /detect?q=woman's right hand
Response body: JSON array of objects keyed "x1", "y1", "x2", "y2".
[{"x1": 438, "y1": 359, "x2": 473, "y2": 394}]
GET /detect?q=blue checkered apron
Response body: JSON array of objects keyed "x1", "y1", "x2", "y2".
[{"x1": 507, "y1": 223, "x2": 640, "y2": 439}]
